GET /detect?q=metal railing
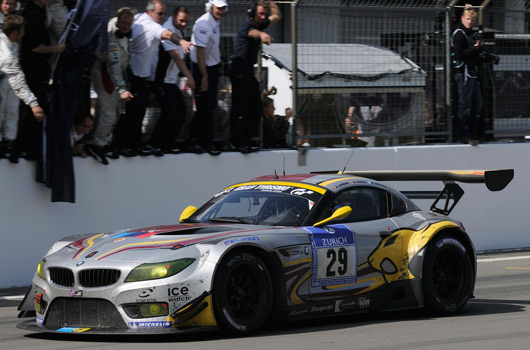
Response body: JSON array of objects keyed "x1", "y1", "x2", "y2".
[{"x1": 108, "y1": 0, "x2": 530, "y2": 147}]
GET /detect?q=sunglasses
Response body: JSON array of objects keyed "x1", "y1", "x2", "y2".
[{"x1": 156, "y1": 11, "x2": 166, "y2": 16}]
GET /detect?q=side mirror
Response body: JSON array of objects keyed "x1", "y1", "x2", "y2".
[
  {"x1": 313, "y1": 206, "x2": 352, "y2": 227},
  {"x1": 179, "y1": 205, "x2": 197, "y2": 223}
]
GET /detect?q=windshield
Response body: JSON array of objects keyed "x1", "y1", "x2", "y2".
[{"x1": 189, "y1": 184, "x2": 324, "y2": 226}]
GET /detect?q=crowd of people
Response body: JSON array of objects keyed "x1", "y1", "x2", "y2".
[{"x1": 0, "y1": 0, "x2": 289, "y2": 166}]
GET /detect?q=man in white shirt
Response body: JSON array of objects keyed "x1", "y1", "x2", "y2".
[
  {"x1": 112, "y1": 0, "x2": 192, "y2": 157},
  {"x1": 186, "y1": 0, "x2": 228, "y2": 156},
  {"x1": 0, "y1": 15, "x2": 44, "y2": 163},
  {"x1": 147, "y1": 6, "x2": 195, "y2": 154}
]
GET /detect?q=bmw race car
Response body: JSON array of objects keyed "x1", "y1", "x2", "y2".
[{"x1": 17, "y1": 169, "x2": 514, "y2": 335}]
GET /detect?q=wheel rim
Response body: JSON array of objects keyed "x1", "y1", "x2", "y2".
[
  {"x1": 431, "y1": 246, "x2": 466, "y2": 302},
  {"x1": 225, "y1": 264, "x2": 262, "y2": 321}
]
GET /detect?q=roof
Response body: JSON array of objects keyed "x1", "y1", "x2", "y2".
[{"x1": 262, "y1": 43, "x2": 426, "y2": 89}]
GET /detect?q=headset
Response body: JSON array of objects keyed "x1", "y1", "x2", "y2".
[{"x1": 247, "y1": 3, "x2": 257, "y2": 18}]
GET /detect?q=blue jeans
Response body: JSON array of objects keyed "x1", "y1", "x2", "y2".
[{"x1": 455, "y1": 73, "x2": 483, "y2": 139}]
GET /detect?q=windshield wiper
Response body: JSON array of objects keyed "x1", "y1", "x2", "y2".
[{"x1": 208, "y1": 217, "x2": 254, "y2": 224}]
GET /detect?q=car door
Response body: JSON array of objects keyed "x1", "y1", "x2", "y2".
[{"x1": 308, "y1": 186, "x2": 399, "y2": 301}]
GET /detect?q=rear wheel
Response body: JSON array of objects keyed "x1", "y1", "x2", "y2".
[
  {"x1": 213, "y1": 252, "x2": 273, "y2": 334},
  {"x1": 422, "y1": 235, "x2": 474, "y2": 314}
]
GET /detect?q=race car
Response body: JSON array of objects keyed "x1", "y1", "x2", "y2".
[{"x1": 17, "y1": 169, "x2": 514, "y2": 335}]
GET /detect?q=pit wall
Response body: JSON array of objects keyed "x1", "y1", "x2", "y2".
[{"x1": 1, "y1": 143, "x2": 527, "y2": 287}]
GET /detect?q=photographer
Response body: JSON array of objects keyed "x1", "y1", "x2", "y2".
[{"x1": 451, "y1": 5, "x2": 483, "y2": 144}]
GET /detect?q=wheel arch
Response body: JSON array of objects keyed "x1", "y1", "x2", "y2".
[
  {"x1": 211, "y1": 244, "x2": 287, "y2": 312},
  {"x1": 409, "y1": 226, "x2": 477, "y2": 282}
]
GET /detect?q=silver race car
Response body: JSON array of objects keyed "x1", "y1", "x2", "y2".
[{"x1": 17, "y1": 169, "x2": 513, "y2": 335}]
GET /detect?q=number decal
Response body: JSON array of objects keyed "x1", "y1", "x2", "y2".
[
  {"x1": 305, "y1": 224, "x2": 358, "y2": 287},
  {"x1": 326, "y1": 249, "x2": 337, "y2": 277},
  {"x1": 325, "y1": 248, "x2": 348, "y2": 277}
]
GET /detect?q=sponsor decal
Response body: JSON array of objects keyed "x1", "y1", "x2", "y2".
[
  {"x1": 57, "y1": 327, "x2": 91, "y2": 333},
  {"x1": 310, "y1": 304, "x2": 334, "y2": 313},
  {"x1": 288, "y1": 309, "x2": 309, "y2": 317},
  {"x1": 334, "y1": 297, "x2": 371, "y2": 312},
  {"x1": 335, "y1": 299, "x2": 356, "y2": 312},
  {"x1": 128, "y1": 321, "x2": 172, "y2": 328},
  {"x1": 168, "y1": 286, "x2": 191, "y2": 302},
  {"x1": 36, "y1": 316, "x2": 44, "y2": 326},
  {"x1": 139, "y1": 288, "x2": 155, "y2": 298},
  {"x1": 85, "y1": 251, "x2": 97, "y2": 258},
  {"x1": 137, "y1": 299, "x2": 157, "y2": 303},
  {"x1": 224, "y1": 237, "x2": 260, "y2": 245},
  {"x1": 358, "y1": 296, "x2": 371, "y2": 309},
  {"x1": 291, "y1": 189, "x2": 314, "y2": 196}
]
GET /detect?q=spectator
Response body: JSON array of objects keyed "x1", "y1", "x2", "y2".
[
  {"x1": 47, "y1": 0, "x2": 67, "y2": 46},
  {"x1": 147, "y1": 6, "x2": 195, "y2": 154},
  {"x1": 112, "y1": 0, "x2": 192, "y2": 158},
  {"x1": 71, "y1": 114, "x2": 93, "y2": 158},
  {"x1": 0, "y1": 0, "x2": 17, "y2": 29},
  {"x1": 451, "y1": 5, "x2": 483, "y2": 145},
  {"x1": 86, "y1": 7, "x2": 135, "y2": 165},
  {"x1": 186, "y1": 0, "x2": 228, "y2": 156},
  {"x1": 229, "y1": 0, "x2": 281, "y2": 154},
  {"x1": 17, "y1": 0, "x2": 65, "y2": 160},
  {"x1": 262, "y1": 96, "x2": 287, "y2": 148},
  {"x1": 0, "y1": 15, "x2": 45, "y2": 163}
]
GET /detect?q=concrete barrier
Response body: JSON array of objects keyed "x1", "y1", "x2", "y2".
[{"x1": 0, "y1": 143, "x2": 527, "y2": 288}]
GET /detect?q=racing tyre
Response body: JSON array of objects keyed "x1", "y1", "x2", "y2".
[
  {"x1": 422, "y1": 235, "x2": 473, "y2": 315},
  {"x1": 213, "y1": 252, "x2": 273, "y2": 334}
]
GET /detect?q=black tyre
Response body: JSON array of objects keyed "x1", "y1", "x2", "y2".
[
  {"x1": 422, "y1": 235, "x2": 474, "y2": 315},
  {"x1": 213, "y1": 252, "x2": 273, "y2": 334}
]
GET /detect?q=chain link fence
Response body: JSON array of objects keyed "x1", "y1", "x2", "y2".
[{"x1": 106, "y1": 0, "x2": 530, "y2": 147}]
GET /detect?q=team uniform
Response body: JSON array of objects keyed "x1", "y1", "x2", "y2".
[
  {"x1": 188, "y1": 11, "x2": 221, "y2": 150},
  {"x1": 229, "y1": 17, "x2": 270, "y2": 150},
  {"x1": 90, "y1": 17, "x2": 130, "y2": 148},
  {"x1": 147, "y1": 17, "x2": 187, "y2": 152}
]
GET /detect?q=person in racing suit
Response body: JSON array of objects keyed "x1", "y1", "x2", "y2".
[
  {"x1": 86, "y1": 7, "x2": 134, "y2": 165},
  {"x1": 0, "y1": 14, "x2": 44, "y2": 163}
]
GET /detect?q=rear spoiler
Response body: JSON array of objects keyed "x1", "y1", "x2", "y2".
[{"x1": 314, "y1": 169, "x2": 514, "y2": 215}]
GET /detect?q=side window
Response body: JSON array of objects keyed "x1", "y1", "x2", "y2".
[
  {"x1": 388, "y1": 192, "x2": 407, "y2": 217},
  {"x1": 331, "y1": 187, "x2": 387, "y2": 222}
]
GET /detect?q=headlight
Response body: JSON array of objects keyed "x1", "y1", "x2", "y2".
[
  {"x1": 125, "y1": 258, "x2": 195, "y2": 282},
  {"x1": 36, "y1": 259, "x2": 46, "y2": 280}
]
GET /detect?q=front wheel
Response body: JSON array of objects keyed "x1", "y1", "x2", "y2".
[
  {"x1": 213, "y1": 252, "x2": 273, "y2": 334},
  {"x1": 422, "y1": 235, "x2": 474, "y2": 315}
]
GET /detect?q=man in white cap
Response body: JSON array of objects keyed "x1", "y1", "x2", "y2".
[{"x1": 186, "y1": 0, "x2": 227, "y2": 156}]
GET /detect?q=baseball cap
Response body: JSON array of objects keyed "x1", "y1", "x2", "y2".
[{"x1": 210, "y1": 0, "x2": 228, "y2": 7}]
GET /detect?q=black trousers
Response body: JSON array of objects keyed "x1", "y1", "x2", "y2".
[
  {"x1": 113, "y1": 70, "x2": 148, "y2": 150},
  {"x1": 188, "y1": 63, "x2": 219, "y2": 148},
  {"x1": 149, "y1": 82, "x2": 186, "y2": 150},
  {"x1": 229, "y1": 65, "x2": 261, "y2": 148}
]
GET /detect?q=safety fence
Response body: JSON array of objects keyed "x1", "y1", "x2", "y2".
[{"x1": 108, "y1": 0, "x2": 530, "y2": 147}]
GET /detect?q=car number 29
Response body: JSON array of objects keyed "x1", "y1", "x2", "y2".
[{"x1": 316, "y1": 245, "x2": 357, "y2": 281}]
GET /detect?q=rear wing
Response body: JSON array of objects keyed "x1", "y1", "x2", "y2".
[{"x1": 314, "y1": 169, "x2": 514, "y2": 215}]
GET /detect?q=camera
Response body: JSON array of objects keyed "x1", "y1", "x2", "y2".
[
  {"x1": 480, "y1": 51, "x2": 500, "y2": 65},
  {"x1": 473, "y1": 31, "x2": 500, "y2": 65}
]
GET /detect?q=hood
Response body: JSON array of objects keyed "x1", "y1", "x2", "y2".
[{"x1": 46, "y1": 223, "x2": 279, "y2": 264}]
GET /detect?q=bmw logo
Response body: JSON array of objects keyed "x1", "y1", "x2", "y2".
[{"x1": 76, "y1": 261, "x2": 85, "y2": 266}]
